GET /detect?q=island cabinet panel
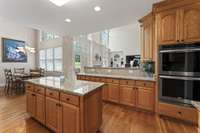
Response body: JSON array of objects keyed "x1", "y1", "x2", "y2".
[
  {"x1": 62, "y1": 102, "x2": 79, "y2": 133},
  {"x1": 137, "y1": 87, "x2": 154, "y2": 111},
  {"x1": 26, "y1": 91, "x2": 36, "y2": 117},
  {"x1": 35, "y1": 94, "x2": 45, "y2": 124},
  {"x1": 119, "y1": 86, "x2": 136, "y2": 107},
  {"x1": 180, "y1": 3, "x2": 200, "y2": 43},
  {"x1": 108, "y1": 84, "x2": 120, "y2": 103},
  {"x1": 45, "y1": 97, "x2": 61, "y2": 132},
  {"x1": 84, "y1": 89, "x2": 102, "y2": 133}
]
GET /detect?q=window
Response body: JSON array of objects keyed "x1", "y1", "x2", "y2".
[
  {"x1": 73, "y1": 40, "x2": 81, "y2": 69},
  {"x1": 100, "y1": 30, "x2": 109, "y2": 47},
  {"x1": 39, "y1": 47, "x2": 63, "y2": 72},
  {"x1": 40, "y1": 31, "x2": 60, "y2": 42}
]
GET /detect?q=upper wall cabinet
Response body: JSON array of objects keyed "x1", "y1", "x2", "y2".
[
  {"x1": 157, "y1": 9, "x2": 179, "y2": 45},
  {"x1": 139, "y1": 13, "x2": 155, "y2": 61},
  {"x1": 156, "y1": 1, "x2": 200, "y2": 45},
  {"x1": 180, "y1": 3, "x2": 200, "y2": 43}
]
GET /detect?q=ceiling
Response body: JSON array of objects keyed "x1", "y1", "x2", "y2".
[{"x1": 0, "y1": 0, "x2": 160, "y2": 36}]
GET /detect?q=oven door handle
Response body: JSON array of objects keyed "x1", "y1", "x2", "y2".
[
  {"x1": 159, "y1": 75, "x2": 200, "y2": 81},
  {"x1": 160, "y1": 48, "x2": 200, "y2": 53}
]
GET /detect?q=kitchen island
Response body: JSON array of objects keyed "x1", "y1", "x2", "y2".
[{"x1": 25, "y1": 77, "x2": 104, "y2": 133}]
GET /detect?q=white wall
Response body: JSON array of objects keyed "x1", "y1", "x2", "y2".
[
  {"x1": 109, "y1": 23, "x2": 140, "y2": 57},
  {"x1": 0, "y1": 20, "x2": 37, "y2": 86}
]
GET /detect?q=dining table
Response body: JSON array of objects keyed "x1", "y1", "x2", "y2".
[{"x1": 13, "y1": 73, "x2": 31, "y2": 80}]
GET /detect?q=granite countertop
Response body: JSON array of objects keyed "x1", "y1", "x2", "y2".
[
  {"x1": 191, "y1": 101, "x2": 200, "y2": 111},
  {"x1": 77, "y1": 73, "x2": 156, "y2": 82},
  {"x1": 26, "y1": 77, "x2": 104, "y2": 96}
]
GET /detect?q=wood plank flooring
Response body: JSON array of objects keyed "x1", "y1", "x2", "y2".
[{"x1": 0, "y1": 94, "x2": 198, "y2": 133}]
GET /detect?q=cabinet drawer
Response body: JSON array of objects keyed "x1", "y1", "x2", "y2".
[
  {"x1": 107, "y1": 78, "x2": 120, "y2": 84},
  {"x1": 60, "y1": 93, "x2": 80, "y2": 106},
  {"x1": 34, "y1": 86, "x2": 45, "y2": 95},
  {"x1": 46, "y1": 89, "x2": 59, "y2": 100},
  {"x1": 159, "y1": 102, "x2": 198, "y2": 124},
  {"x1": 120, "y1": 80, "x2": 135, "y2": 86},
  {"x1": 26, "y1": 83, "x2": 34, "y2": 92},
  {"x1": 136, "y1": 81, "x2": 154, "y2": 88}
]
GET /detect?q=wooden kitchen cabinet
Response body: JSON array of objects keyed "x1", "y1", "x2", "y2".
[
  {"x1": 180, "y1": 3, "x2": 200, "y2": 43},
  {"x1": 108, "y1": 84, "x2": 119, "y2": 103},
  {"x1": 119, "y1": 86, "x2": 136, "y2": 107},
  {"x1": 102, "y1": 84, "x2": 108, "y2": 101},
  {"x1": 137, "y1": 87, "x2": 154, "y2": 111},
  {"x1": 26, "y1": 91, "x2": 36, "y2": 117},
  {"x1": 62, "y1": 102, "x2": 79, "y2": 133},
  {"x1": 156, "y1": 1, "x2": 200, "y2": 45},
  {"x1": 139, "y1": 13, "x2": 154, "y2": 61},
  {"x1": 35, "y1": 94, "x2": 45, "y2": 124},
  {"x1": 157, "y1": 9, "x2": 179, "y2": 45},
  {"x1": 45, "y1": 97, "x2": 61, "y2": 132}
]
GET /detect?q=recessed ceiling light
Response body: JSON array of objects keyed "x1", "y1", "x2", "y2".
[
  {"x1": 94, "y1": 6, "x2": 102, "y2": 12},
  {"x1": 65, "y1": 18, "x2": 71, "y2": 23},
  {"x1": 49, "y1": 0, "x2": 71, "y2": 7}
]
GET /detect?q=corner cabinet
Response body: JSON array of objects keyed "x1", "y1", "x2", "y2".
[
  {"x1": 156, "y1": 2, "x2": 200, "y2": 45},
  {"x1": 139, "y1": 13, "x2": 155, "y2": 61}
]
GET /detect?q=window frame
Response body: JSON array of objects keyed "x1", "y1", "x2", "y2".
[{"x1": 39, "y1": 47, "x2": 63, "y2": 72}]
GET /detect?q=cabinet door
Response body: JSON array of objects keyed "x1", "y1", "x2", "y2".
[
  {"x1": 62, "y1": 103, "x2": 79, "y2": 133},
  {"x1": 137, "y1": 87, "x2": 154, "y2": 111},
  {"x1": 119, "y1": 86, "x2": 136, "y2": 107},
  {"x1": 180, "y1": 3, "x2": 200, "y2": 43},
  {"x1": 102, "y1": 85, "x2": 108, "y2": 101},
  {"x1": 26, "y1": 91, "x2": 36, "y2": 117},
  {"x1": 141, "y1": 17, "x2": 153, "y2": 60},
  {"x1": 157, "y1": 9, "x2": 179, "y2": 45},
  {"x1": 46, "y1": 97, "x2": 61, "y2": 132},
  {"x1": 35, "y1": 94, "x2": 45, "y2": 124},
  {"x1": 108, "y1": 84, "x2": 119, "y2": 103}
]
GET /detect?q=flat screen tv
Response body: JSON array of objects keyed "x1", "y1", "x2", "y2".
[{"x1": 2, "y1": 38, "x2": 27, "y2": 62}]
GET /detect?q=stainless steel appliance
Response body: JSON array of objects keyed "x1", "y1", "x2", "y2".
[
  {"x1": 159, "y1": 44, "x2": 200, "y2": 77},
  {"x1": 159, "y1": 43, "x2": 200, "y2": 105}
]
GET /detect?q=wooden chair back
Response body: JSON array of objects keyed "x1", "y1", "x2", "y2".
[{"x1": 14, "y1": 68, "x2": 25, "y2": 74}]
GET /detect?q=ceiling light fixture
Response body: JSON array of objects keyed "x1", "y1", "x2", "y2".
[
  {"x1": 49, "y1": 0, "x2": 71, "y2": 7},
  {"x1": 94, "y1": 6, "x2": 102, "y2": 12},
  {"x1": 65, "y1": 18, "x2": 71, "y2": 23}
]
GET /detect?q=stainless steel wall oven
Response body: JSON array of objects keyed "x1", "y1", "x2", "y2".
[{"x1": 159, "y1": 43, "x2": 200, "y2": 105}]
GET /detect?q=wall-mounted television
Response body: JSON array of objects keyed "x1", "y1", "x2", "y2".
[{"x1": 2, "y1": 38, "x2": 27, "y2": 62}]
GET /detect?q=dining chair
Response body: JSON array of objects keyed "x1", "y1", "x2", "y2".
[
  {"x1": 7, "y1": 70, "x2": 22, "y2": 95},
  {"x1": 4, "y1": 69, "x2": 11, "y2": 95},
  {"x1": 14, "y1": 68, "x2": 25, "y2": 74}
]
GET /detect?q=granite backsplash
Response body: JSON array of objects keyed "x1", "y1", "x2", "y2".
[{"x1": 84, "y1": 67, "x2": 154, "y2": 78}]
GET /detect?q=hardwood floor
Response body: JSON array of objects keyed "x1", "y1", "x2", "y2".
[{"x1": 0, "y1": 94, "x2": 198, "y2": 133}]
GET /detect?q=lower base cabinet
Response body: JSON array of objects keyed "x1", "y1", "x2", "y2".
[
  {"x1": 119, "y1": 86, "x2": 136, "y2": 107},
  {"x1": 26, "y1": 91, "x2": 36, "y2": 116},
  {"x1": 35, "y1": 94, "x2": 45, "y2": 124},
  {"x1": 62, "y1": 102, "x2": 79, "y2": 133},
  {"x1": 108, "y1": 84, "x2": 119, "y2": 103},
  {"x1": 137, "y1": 87, "x2": 154, "y2": 111},
  {"x1": 45, "y1": 97, "x2": 61, "y2": 132},
  {"x1": 26, "y1": 91, "x2": 45, "y2": 124}
]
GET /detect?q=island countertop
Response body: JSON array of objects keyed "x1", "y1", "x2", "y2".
[{"x1": 26, "y1": 76, "x2": 104, "y2": 96}]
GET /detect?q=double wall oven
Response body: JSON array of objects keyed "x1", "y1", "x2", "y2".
[{"x1": 159, "y1": 44, "x2": 200, "y2": 105}]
